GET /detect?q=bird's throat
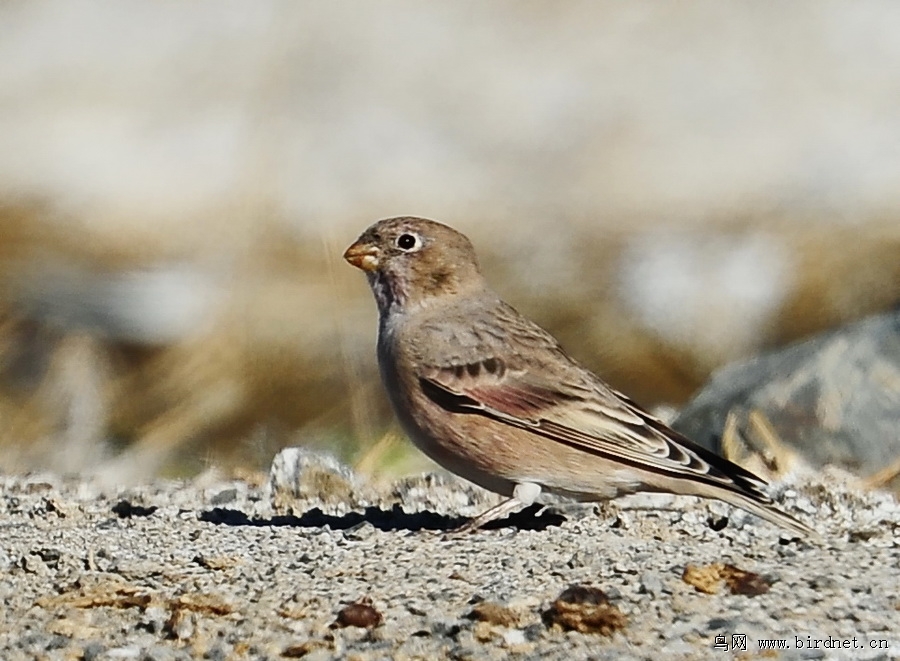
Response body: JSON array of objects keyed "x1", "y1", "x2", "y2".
[{"x1": 368, "y1": 269, "x2": 410, "y2": 314}]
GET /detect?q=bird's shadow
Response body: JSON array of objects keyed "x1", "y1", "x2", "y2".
[{"x1": 198, "y1": 502, "x2": 565, "y2": 533}]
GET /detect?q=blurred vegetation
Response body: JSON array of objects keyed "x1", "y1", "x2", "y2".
[
  {"x1": 1, "y1": 203, "x2": 898, "y2": 480},
  {"x1": 1, "y1": 3, "x2": 899, "y2": 480}
]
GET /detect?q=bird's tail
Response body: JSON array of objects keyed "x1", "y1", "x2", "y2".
[{"x1": 714, "y1": 488, "x2": 821, "y2": 541}]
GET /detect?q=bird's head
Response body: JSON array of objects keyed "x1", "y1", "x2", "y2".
[{"x1": 344, "y1": 216, "x2": 484, "y2": 314}]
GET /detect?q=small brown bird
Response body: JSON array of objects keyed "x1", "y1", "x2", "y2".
[{"x1": 344, "y1": 217, "x2": 815, "y2": 537}]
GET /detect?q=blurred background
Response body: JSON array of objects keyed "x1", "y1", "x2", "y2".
[{"x1": 1, "y1": 2, "x2": 899, "y2": 481}]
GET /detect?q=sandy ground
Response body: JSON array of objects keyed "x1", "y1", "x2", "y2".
[{"x1": 1, "y1": 457, "x2": 898, "y2": 661}]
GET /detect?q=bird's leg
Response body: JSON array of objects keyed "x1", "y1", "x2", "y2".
[{"x1": 453, "y1": 482, "x2": 542, "y2": 534}]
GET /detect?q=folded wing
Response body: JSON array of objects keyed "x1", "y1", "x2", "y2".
[{"x1": 418, "y1": 356, "x2": 775, "y2": 504}]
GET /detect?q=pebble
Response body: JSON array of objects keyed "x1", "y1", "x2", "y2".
[{"x1": 0, "y1": 468, "x2": 897, "y2": 660}]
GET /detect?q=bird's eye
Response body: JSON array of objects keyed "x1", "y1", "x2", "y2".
[{"x1": 395, "y1": 233, "x2": 420, "y2": 251}]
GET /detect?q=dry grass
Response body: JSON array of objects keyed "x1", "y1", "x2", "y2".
[{"x1": 0, "y1": 203, "x2": 898, "y2": 480}]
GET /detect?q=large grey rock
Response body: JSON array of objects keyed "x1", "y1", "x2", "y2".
[{"x1": 674, "y1": 309, "x2": 900, "y2": 488}]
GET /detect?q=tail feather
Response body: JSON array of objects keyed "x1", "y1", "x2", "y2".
[{"x1": 714, "y1": 488, "x2": 820, "y2": 540}]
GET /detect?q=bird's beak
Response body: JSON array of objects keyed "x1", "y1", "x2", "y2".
[{"x1": 343, "y1": 241, "x2": 380, "y2": 272}]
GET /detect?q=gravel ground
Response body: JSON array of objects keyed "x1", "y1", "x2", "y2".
[{"x1": 1, "y1": 453, "x2": 898, "y2": 661}]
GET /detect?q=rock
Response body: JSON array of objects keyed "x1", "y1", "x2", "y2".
[
  {"x1": 267, "y1": 447, "x2": 360, "y2": 511},
  {"x1": 674, "y1": 310, "x2": 900, "y2": 489},
  {"x1": 638, "y1": 572, "x2": 663, "y2": 598}
]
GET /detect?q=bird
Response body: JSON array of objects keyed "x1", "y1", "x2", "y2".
[{"x1": 344, "y1": 216, "x2": 816, "y2": 538}]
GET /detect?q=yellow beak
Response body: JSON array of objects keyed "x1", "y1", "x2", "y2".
[{"x1": 343, "y1": 242, "x2": 380, "y2": 272}]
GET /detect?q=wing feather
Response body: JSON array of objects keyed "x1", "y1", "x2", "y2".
[{"x1": 418, "y1": 359, "x2": 773, "y2": 501}]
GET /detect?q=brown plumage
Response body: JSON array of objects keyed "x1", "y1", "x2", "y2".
[{"x1": 344, "y1": 216, "x2": 816, "y2": 538}]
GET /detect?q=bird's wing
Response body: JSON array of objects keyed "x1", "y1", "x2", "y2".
[{"x1": 417, "y1": 354, "x2": 773, "y2": 500}]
